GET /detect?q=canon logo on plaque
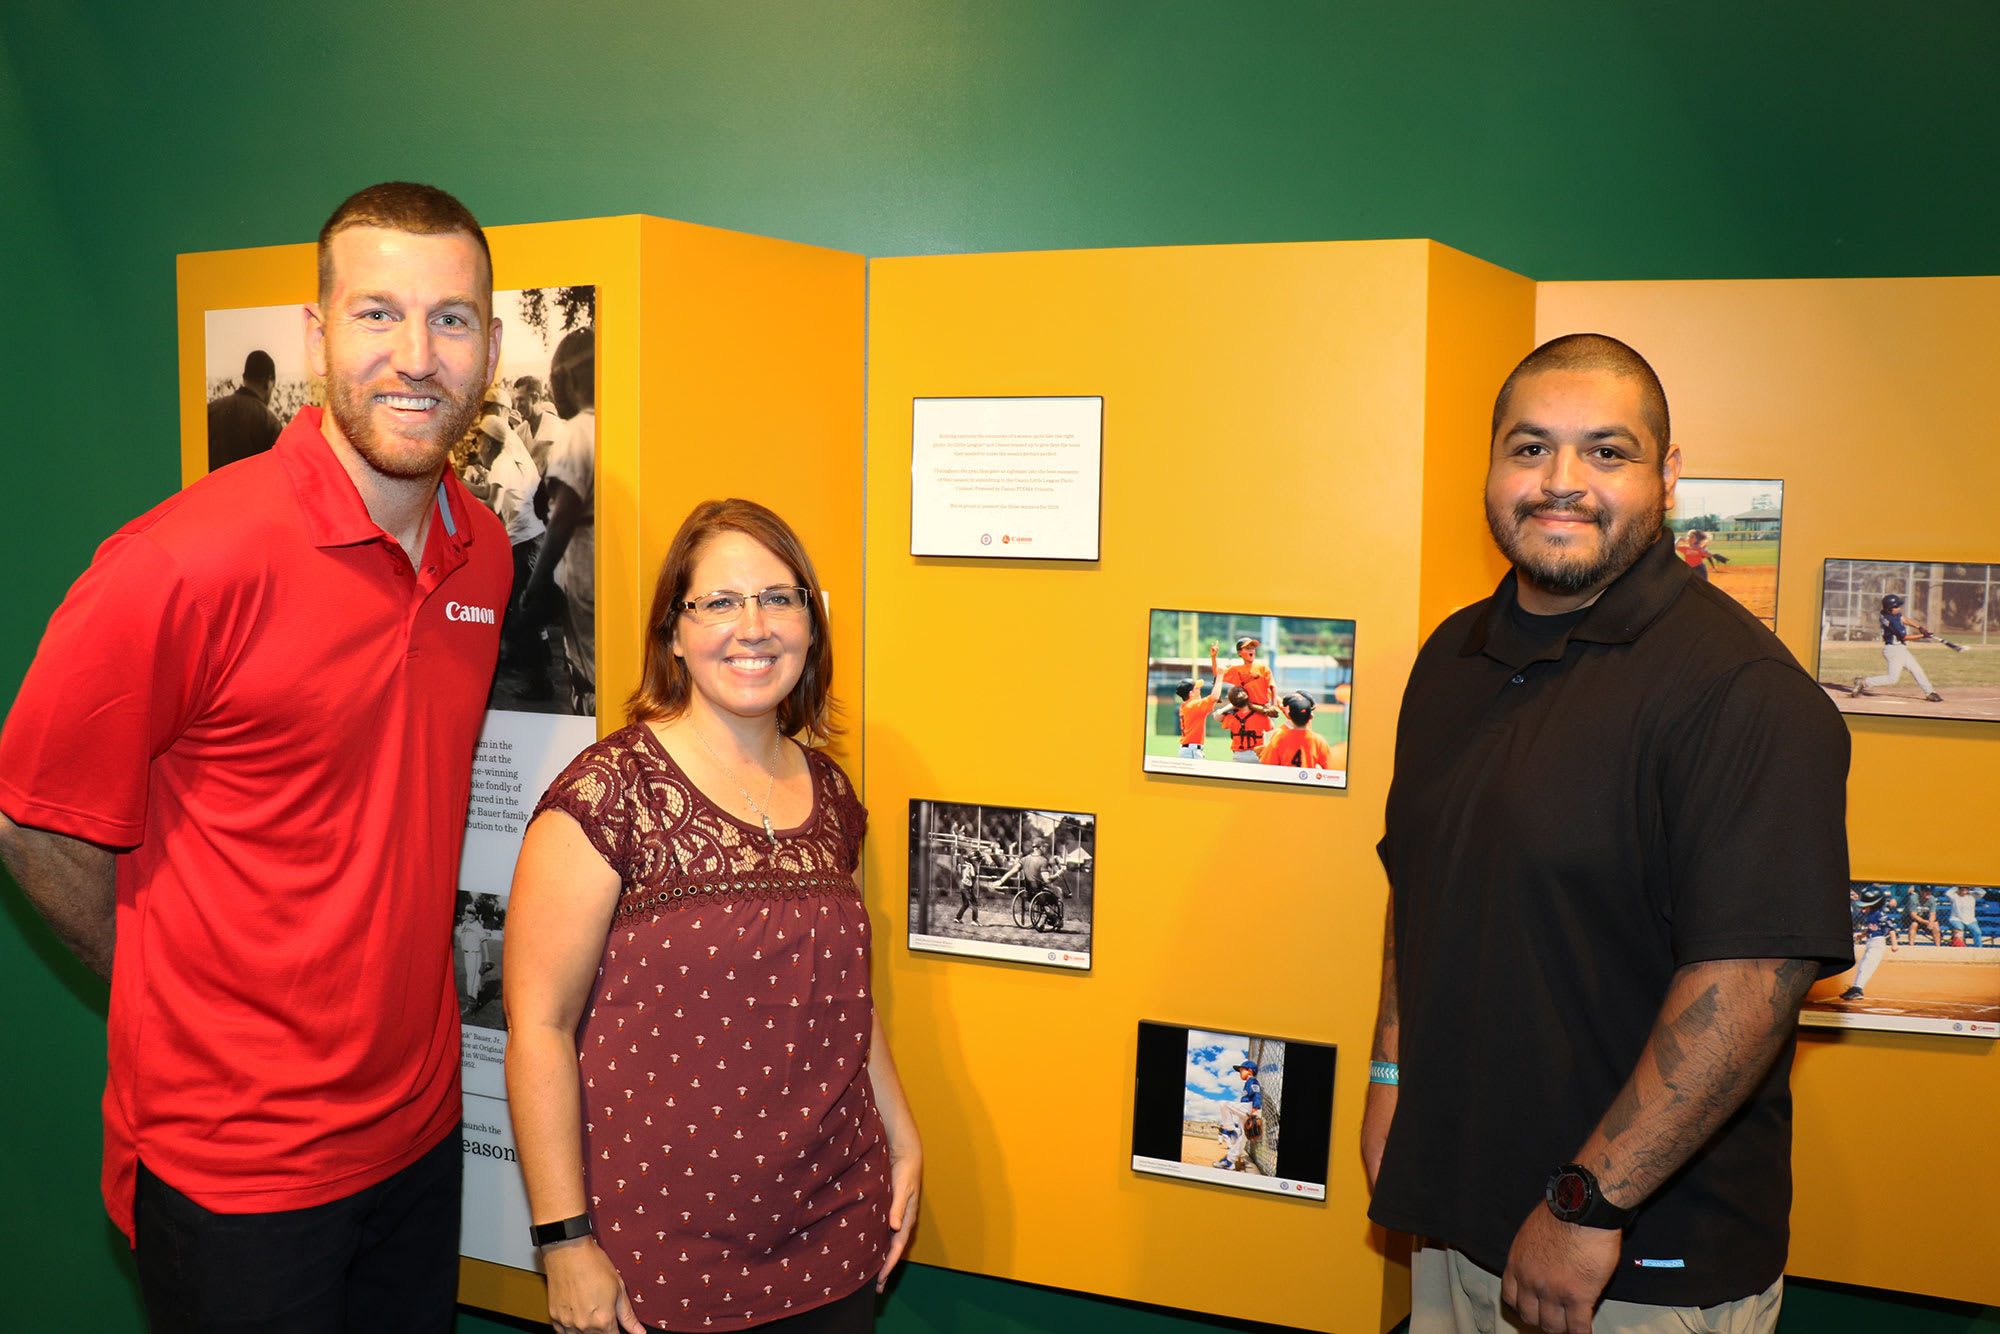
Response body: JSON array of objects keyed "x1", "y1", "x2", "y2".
[{"x1": 445, "y1": 601, "x2": 497, "y2": 625}]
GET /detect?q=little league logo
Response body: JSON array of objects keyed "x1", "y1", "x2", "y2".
[{"x1": 979, "y1": 533, "x2": 992, "y2": 546}]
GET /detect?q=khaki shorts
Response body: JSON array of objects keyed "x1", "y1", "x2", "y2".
[{"x1": 1411, "y1": 1244, "x2": 1782, "y2": 1334}]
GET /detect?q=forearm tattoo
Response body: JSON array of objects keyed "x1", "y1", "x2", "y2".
[{"x1": 1591, "y1": 958, "x2": 1813, "y2": 1204}]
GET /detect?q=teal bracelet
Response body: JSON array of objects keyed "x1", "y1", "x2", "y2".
[{"x1": 1369, "y1": 1060, "x2": 1399, "y2": 1086}]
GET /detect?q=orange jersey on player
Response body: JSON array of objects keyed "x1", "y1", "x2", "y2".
[
  {"x1": 1223, "y1": 661, "x2": 1274, "y2": 705},
  {"x1": 1222, "y1": 706, "x2": 1273, "y2": 753},
  {"x1": 1178, "y1": 693, "x2": 1218, "y2": 744},
  {"x1": 1262, "y1": 726, "x2": 1335, "y2": 770}
]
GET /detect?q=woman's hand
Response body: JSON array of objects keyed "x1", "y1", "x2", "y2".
[
  {"x1": 545, "y1": 1237, "x2": 644, "y2": 1334},
  {"x1": 878, "y1": 1140, "x2": 923, "y2": 1292}
]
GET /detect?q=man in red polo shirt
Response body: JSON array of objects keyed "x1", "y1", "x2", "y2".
[{"x1": 0, "y1": 182, "x2": 512, "y2": 1333}]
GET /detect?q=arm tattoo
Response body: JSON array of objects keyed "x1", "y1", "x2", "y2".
[
  {"x1": 1372, "y1": 901, "x2": 1399, "y2": 1061},
  {"x1": 1655, "y1": 982, "x2": 1723, "y2": 1083},
  {"x1": 1586, "y1": 958, "x2": 1812, "y2": 1205}
]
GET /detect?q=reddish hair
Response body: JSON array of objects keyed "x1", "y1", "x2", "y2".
[
  {"x1": 317, "y1": 181, "x2": 491, "y2": 302},
  {"x1": 628, "y1": 499, "x2": 839, "y2": 740}
]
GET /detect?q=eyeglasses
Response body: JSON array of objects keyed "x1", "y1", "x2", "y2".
[{"x1": 677, "y1": 586, "x2": 813, "y2": 625}]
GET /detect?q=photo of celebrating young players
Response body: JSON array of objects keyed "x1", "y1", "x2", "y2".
[
  {"x1": 1143, "y1": 609, "x2": 1356, "y2": 788},
  {"x1": 1128, "y1": 1021, "x2": 1335, "y2": 1200},
  {"x1": 1664, "y1": 477, "x2": 1783, "y2": 629},
  {"x1": 1799, "y1": 880, "x2": 2000, "y2": 1038},
  {"x1": 1816, "y1": 559, "x2": 2000, "y2": 722},
  {"x1": 906, "y1": 798, "x2": 1095, "y2": 970}
]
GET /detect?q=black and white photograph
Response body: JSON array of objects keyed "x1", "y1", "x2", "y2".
[
  {"x1": 907, "y1": 798, "x2": 1094, "y2": 970},
  {"x1": 204, "y1": 288, "x2": 599, "y2": 718},
  {"x1": 1816, "y1": 558, "x2": 2000, "y2": 723},
  {"x1": 1130, "y1": 1021, "x2": 1334, "y2": 1200},
  {"x1": 446, "y1": 287, "x2": 598, "y2": 718},
  {"x1": 454, "y1": 890, "x2": 507, "y2": 1030},
  {"x1": 1800, "y1": 880, "x2": 2000, "y2": 1038},
  {"x1": 202, "y1": 303, "x2": 318, "y2": 472}
]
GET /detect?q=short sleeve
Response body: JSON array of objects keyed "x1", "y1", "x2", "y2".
[
  {"x1": 1659, "y1": 658, "x2": 1855, "y2": 973},
  {"x1": 814, "y1": 753, "x2": 868, "y2": 873},
  {"x1": 0, "y1": 530, "x2": 212, "y2": 847},
  {"x1": 532, "y1": 744, "x2": 637, "y2": 878}
]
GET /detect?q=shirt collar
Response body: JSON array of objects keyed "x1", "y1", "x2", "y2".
[
  {"x1": 276, "y1": 405, "x2": 479, "y2": 557},
  {"x1": 1459, "y1": 532, "x2": 1690, "y2": 661}
]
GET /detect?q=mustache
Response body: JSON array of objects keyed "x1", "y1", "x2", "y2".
[{"x1": 1514, "y1": 499, "x2": 1603, "y2": 526}]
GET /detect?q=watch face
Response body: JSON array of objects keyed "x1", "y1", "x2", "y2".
[{"x1": 1550, "y1": 1170, "x2": 1590, "y2": 1216}]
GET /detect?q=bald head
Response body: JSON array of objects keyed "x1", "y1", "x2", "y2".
[{"x1": 1492, "y1": 334, "x2": 1669, "y2": 455}]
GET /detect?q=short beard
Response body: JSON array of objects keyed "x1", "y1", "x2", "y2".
[
  {"x1": 326, "y1": 375, "x2": 483, "y2": 481},
  {"x1": 1486, "y1": 493, "x2": 1663, "y2": 599}
]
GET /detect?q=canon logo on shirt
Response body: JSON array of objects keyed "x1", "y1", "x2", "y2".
[{"x1": 445, "y1": 601, "x2": 496, "y2": 625}]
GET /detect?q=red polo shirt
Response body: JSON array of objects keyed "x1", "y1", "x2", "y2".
[{"x1": 0, "y1": 408, "x2": 510, "y2": 1239}]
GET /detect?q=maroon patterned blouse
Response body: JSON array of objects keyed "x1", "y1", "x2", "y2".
[{"x1": 534, "y1": 723, "x2": 886, "y2": 1330}]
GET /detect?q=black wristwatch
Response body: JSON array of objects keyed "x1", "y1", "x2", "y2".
[
  {"x1": 529, "y1": 1213, "x2": 593, "y2": 1247},
  {"x1": 1544, "y1": 1163, "x2": 1636, "y2": 1230}
]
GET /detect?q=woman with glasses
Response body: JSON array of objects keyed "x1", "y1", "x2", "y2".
[{"x1": 504, "y1": 498, "x2": 920, "y2": 1334}]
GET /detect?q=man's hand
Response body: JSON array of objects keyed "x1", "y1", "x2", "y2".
[
  {"x1": 1359, "y1": 1079, "x2": 1396, "y2": 1190},
  {"x1": 1500, "y1": 1204, "x2": 1621, "y2": 1334}
]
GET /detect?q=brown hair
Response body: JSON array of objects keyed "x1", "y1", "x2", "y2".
[
  {"x1": 628, "y1": 499, "x2": 839, "y2": 740},
  {"x1": 317, "y1": 181, "x2": 492, "y2": 302},
  {"x1": 1490, "y1": 332, "x2": 1671, "y2": 454}
]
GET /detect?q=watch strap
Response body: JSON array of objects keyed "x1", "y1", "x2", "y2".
[
  {"x1": 1546, "y1": 1163, "x2": 1636, "y2": 1230},
  {"x1": 529, "y1": 1213, "x2": 593, "y2": 1246}
]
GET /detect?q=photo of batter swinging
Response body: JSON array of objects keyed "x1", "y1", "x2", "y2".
[{"x1": 1816, "y1": 558, "x2": 2000, "y2": 723}]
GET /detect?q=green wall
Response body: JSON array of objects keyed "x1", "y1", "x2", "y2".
[{"x1": 2, "y1": 3, "x2": 1996, "y2": 1329}]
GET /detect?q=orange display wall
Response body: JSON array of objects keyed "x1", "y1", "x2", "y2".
[
  {"x1": 864, "y1": 240, "x2": 1533, "y2": 1332},
  {"x1": 1538, "y1": 279, "x2": 2000, "y2": 1307}
]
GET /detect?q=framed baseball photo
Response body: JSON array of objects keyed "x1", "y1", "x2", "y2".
[
  {"x1": 906, "y1": 798, "x2": 1094, "y2": 970},
  {"x1": 1665, "y1": 478, "x2": 1783, "y2": 630},
  {"x1": 1143, "y1": 608, "x2": 1356, "y2": 789},
  {"x1": 1815, "y1": 558, "x2": 2000, "y2": 723},
  {"x1": 1799, "y1": 880, "x2": 2000, "y2": 1038},
  {"x1": 1130, "y1": 1021, "x2": 1335, "y2": 1200}
]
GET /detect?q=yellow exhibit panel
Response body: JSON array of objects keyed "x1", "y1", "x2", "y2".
[
  {"x1": 1539, "y1": 278, "x2": 2000, "y2": 1306},
  {"x1": 864, "y1": 239, "x2": 1530, "y2": 1332},
  {"x1": 629, "y1": 216, "x2": 866, "y2": 773}
]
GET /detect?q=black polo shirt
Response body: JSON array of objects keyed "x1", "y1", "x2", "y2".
[{"x1": 1370, "y1": 534, "x2": 1853, "y2": 1307}]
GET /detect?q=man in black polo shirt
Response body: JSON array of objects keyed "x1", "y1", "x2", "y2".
[{"x1": 1363, "y1": 334, "x2": 1851, "y2": 1333}]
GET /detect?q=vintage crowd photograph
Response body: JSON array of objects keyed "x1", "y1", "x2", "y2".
[
  {"x1": 1129, "y1": 1021, "x2": 1333, "y2": 1200},
  {"x1": 907, "y1": 798, "x2": 1095, "y2": 970},
  {"x1": 204, "y1": 289, "x2": 600, "y2": 720},
  {"x1": 1666, "y1": 477, "x2": 1783, "y2": 629},
  {"x1": 1800, "y1": 880, "x2": 1999, "y2": 1038},
  {"x1": 1142, "y1": 609, "x2": 1356, "y2": 789},
  {"x1": 1816, "y1": 559, "x2": 2000, "y2": 723}
]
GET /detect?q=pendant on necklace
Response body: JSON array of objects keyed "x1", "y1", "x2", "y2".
[{"x1": 760, "y1": 815, "x2": 778, "y2": 847}]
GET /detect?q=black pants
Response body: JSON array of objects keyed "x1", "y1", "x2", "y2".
[{"x1": 134, "y1": 1130, "x2": 461, "y2": 1333}]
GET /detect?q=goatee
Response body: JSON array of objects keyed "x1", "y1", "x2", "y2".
[{"x1": 1486, "y1": 494, "x2": 1663, "y2": 599}]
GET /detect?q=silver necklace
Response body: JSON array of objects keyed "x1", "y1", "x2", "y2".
[{"x1": 691, "y1": 724, "x2": 783, "y2": 847}]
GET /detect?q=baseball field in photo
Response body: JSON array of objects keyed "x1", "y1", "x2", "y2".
[
  {"x1": 1801, "y1": 880, "x2": 1999, "y2": 1038},
  {"x1": 1816, "y1": 559, "x2": 2000, "y2": 723},
  {"x1": 1142, "y1": 608, "x2": 1356, "y2": 789},
  {"x1": 1665, "y1": 477, "x2": 1783, "y2": 629}
]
